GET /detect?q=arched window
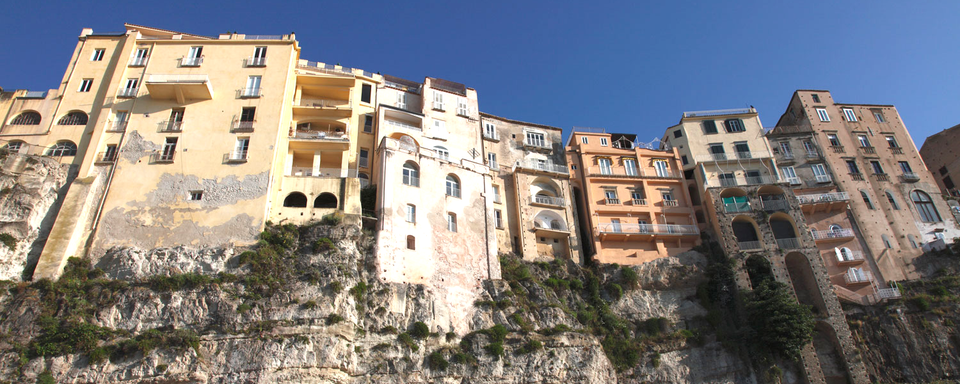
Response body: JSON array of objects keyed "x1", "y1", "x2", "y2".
[
  {"x1": 314, "y1": 192, "x2": 338, "y2": 208},
  {"x1": 10, "y1": 111, "x2": 41, "y2": 125},
  {"x1": 885, "y1": 191, "x2": 900, "y2": 210},
  {"x1": 283, "y1": 192, "x2": 307, "y2": 207},
  {"x1": 358, "y1": 172, "x2": 370, "y2": 187},
  {"x1": 402, "y1": 162, "x2": 419, "y2": 187},
  {"x1": 911, "y1": 190, "x2": 941, "y2": 222},
  {"x1": 3, "y1": 140, "x2": 26, "y2": 153},
  {"x1": 860, "y1": 190, "x2": 875, "y2": 210},
  {"x1": 445, "y1": 174, "x2": 460, "y2": 198},
  {"x1": 550, "y1": 220, "x2": 562, "y2": 230},
  {"x1": 58, "y1": 111, "x2": 88, "y2": 125},
  {"x1": 882, "y1": 234, "x2": 893, "y2": 249},
  {"x1": 434, "y1": 146, "x2": 449, "y2": 161},
  {"x1": 45, "y1": 141, "x2": 77, "y2": 156},
  {"x1": 406, "y1": 235, "x2": 416, "y2": 250},
  {"x1": 829, "y1": 224, "x2": 842, "y2": 232}
]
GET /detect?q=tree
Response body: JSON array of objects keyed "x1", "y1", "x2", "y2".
[{"x1": 745, "y1": 280, "x2": 815, "y2": 361}]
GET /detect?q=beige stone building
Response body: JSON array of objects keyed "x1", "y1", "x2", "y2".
[
  {"x1": 480, "y1": 113, "x2": 581, "y2": 262},
  {"x1": 567, "y1": 128, "x2": 699, "y2": 265},
  {"x1": 919, "y1": 123, "x2": 960, "y2": 197},
  {"x1": 774, "y1": 90, "x2": 959, "y2": 281}
]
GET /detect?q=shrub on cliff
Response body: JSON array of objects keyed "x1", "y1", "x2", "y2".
[{"x1": 745, "y1": 280, "x2": 815, "y2": 360}]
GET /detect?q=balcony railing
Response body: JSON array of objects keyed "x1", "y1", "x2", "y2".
[
  {"x1": 587, "y1": 166, "x2": 680, "y2": 179},
  {"x1": 834, "y1": 250, "x2": 865, "y2": 264},
  {"x1": 296, "y1": 98, "x2": 349, "y2": 108},
  {"x1": 815, "y1": 174, "x2": 832, "y2": 183},
  {"x1": 95, "y1": 151, "x2": 117, "y2": 164},
  {"x1": 385, "y1": 119, "x2": 422, "y2": 132},
  {"x1": 695, "y1": 151, "x2": 771, "y2": 162},
  {"x1": 152, "y1": 150, "x2": 176, "y2": 163},
  {"x1": 605, "y1": 198, "x2": 621, "y2": 205},
  {"x1": 129, "y1": 57, "x2": 148, "y2": 66},
  {"x1": 724, "y1": 202, "x2": 751, "y2": 213},
  {"x1": 523, "y1": 139, "x2": 551, "y2": 150},
  {"x1": 682, "y1": 108, "x2": 754, "y2": 118},
  {"x1": 889, "y1": 147, "x2": 904, "y2": 155},
  {"x1": 662, "y1": 199, "x2": 679, "y2": 207},
  {"x1": 873, "y1": 173, "x2": 889, "y2": 182},
  {"x1": 761, "y1": 198, "x2": 790, "y2": 211},
  {"x1": 598, "y1": 223, "x2": 698, "y2": 235},
  {"x1": 844, "y1": 269, "x2": 874, "y2": 284},
  {"x1": 289, "y1": 167, "x2": 359, "y2": 178},
  {"x1": 850, "y1": 173, "x2": 864, "y2": 181},
  {"x1": 739, "y1": 241, "x2": 763, "y2": 251},
  {"x1": 105, "y1": 121, "x2": 127, "y2": 132},
  {"x1": 776, "y1": 238, "x2": 802, "y2": 249},
  {"x1": 293, "y1": 130, "x2": 349, "y2": 141},
  {"x1": 520, "y1": 160, "x2": 568, "y2": 174},
  {"x1": 858, "y1": 146, "x2": 876, "y2": 155},
  {"x1": 830, "y1": 145, "x2": 845, "y2": 153},
  {"x1": 778, "y1": 152, "x2": 795, "y2": 161},
  {"x1": 224, "y1": 150, "x2": 248, "y2": 163},
  {"x1": 785, "y1": 177, "x2": 802, "y2": 185},
  {"x1": 900, "y1": 172, "x2": 920, "y2": 182},
  {"x1": 811, "y1": 228, "x2": 855, "y2": 241},
  {"x1": 159, "y1": 121, "x2": 183, "y2": 133},
  {"x1": 232, "y1": 120, "x2": 255, "y2": 133},
  {"x1": 117, "y1": 88, "x2": 138, "y2": 98},
  {"x1": 245, "y1": 57, "x2": 267, "y2": 67},
  {"x1": 239, "y1": 88, "x2": 262, "y2": 98},
  {"x1": 797, "y1": 192, "x2": 849, "y2": 204},
  {"x1": 532, "y1": 195, "x2": 565, "y2": 206},
  {"x1": 631, "y1": 198, "x2": 647, "y2": 206},
  {"x1": 705, "y1": 175, "x2": 779, "y2": 188},
  {"x1": 534, "y1": 221, "x2": 569, "y2": 232},
  {"x1": 874, "y1": 287, "x2": 901, "y2": 299},
  {"x1": 483, "y1": 131, "x2": 500, "y2": 141},
  {"x1": 180, "y1": 57, "x2": 203, "y2": 67}
]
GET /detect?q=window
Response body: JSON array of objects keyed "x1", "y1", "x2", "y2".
[
  {"x1": 885, "y1": 136, "x2": 899, "y2": 148},
  {"x1": 623, "y1": 158, "x2": 638, "y2": 176},
  {"x1": 232, "y1": 138, "x2": 249, "y2": 160},
  {"x1": 395, "y1": 91, "x2": 407, "y2": 109},
  {"x1": 803, "y1": 141, "x2": 816, "y2": 153},
  {"x1": 119, "y1": 78, "x2": 138, "y2": 97},
  {"x1": 487, "y1": 153, "x2": 498, "y2": 170},
  {"x1": 861, "y1": 190, "x2": 875, "y2": 210},
  {"x1": 870, "y1": 161, "x2": 884, "y2": 175},
  {"x1": 78, "y1": 79, "x2": 93, "y2": 92},
  {"x1": 4, "y1": 141, "x2": 24, "y2": 153},
  {"x1": 102, "y1": 144, "x2": 118, "y2": 161},
  {"x1": 239, "y1": 107, "x2": 256, "y2": 128},
  {"x1": 405, "y1": 204, "x2": 416, "y2": 223},
  {"x1": 250, "y1": 46, "x2": 267, "y2": 66},
  {"x1": 45, "y1": 141, "x2": 77, "y2": 156},
  {"x1": 166, "y1": 108, "x2": 184, "y2": 132},
  {"x1": 431, "y1": 119, "x2": 447, "y2": 138},
  {"x1": 580, "y1": 136, "x2": 588, "y2": 144},
  {"x1": 681, "y1": 155, "x2": 688, "y2": 165},
  {"x1": 361, "y1": 83, "x2": 372, "y2": 104},
  {"x1": 846, "y1": 160, "x2": 860, "y2": 174},
  {"x1": 457, "y1": 98, "x2": 468, "y2": 116},
  {"x1": 598, "y1": 158, "x2": 612, "y2": 175},
  {"x1": 661, "y1": 191, "x2": 675, "y2": 202},
  {"x1": 189, "y1": 191, "x2": 203, "y2": 201},
  {"x1": 244, "y1": 76, "x2": 261, "y2": 97},
  {"x1": 911, "y1": 190, "x2": 941, "y2": 222},
  {"x1": 909, "y1": 235, "x2": 918, "y2": 249},
  {"x1": 842, "y1": 108, "x2": 857, "y2": 122},
  {"x1": 494, "y1": 209, "x2": 503, "y2": 228},
  {"x1": 631, "y1": 190, "x2": 644, "y2": 202},
  {"x1": 435, "y1": 146, "x2": 449, "y2": 161},
  {"x1": 432, "y1": 91, "x2": 445, "y2": 111},
  {"x1": 363, "y1": 115, "x2": 373, "y2": 133},
  {"x1": 604, "y1": 189, "x2": 619, "y2": 204},
  {"x1": 131, "y1": 48, "x2": 148, "y2": 66},
  {"x1": 445, "y1": 175, "x2": 461, "y2": 198},
  {"x1": 882, "y1": 235, "x2": 892, "y2": 249},
  {"x1": 359, "y1": 149, "x2": 369, "y2": 168},
  {"x1": 734, "y1": 142, "x2": 750, "y2": 158},
  {"x1": 940, "y1": 166, "x2": 948, "y2": 176},
  {"x1": 782, "y1": 166, "x2": 799, "y2": 184},
  {"x1": 702, "y1": 120, "x2": 718, "y2": 134},
  {"x1": 600, "y1": 137, "x2": 608, "y2": 146},
  {"x1": 58, "y1": 112, "x2": 87, "y2": 125},
  {"x1": 873, "y1": 111, "x2": 885, "y2": 123},
  {"x1": 898, "y1": 161, "x2": 913, "y2": 173},
  {"x1": 610, "y1": 219, "x2": 622, "y2": 233},
  {"x1": 402, "y1": 162, "x2": 419, "y2": 187},
  {"x1": 113, "y1": 111, "x2": 129, "y2": 131},
  {"x1": 886, "y1": 191, "x2": 900, "y2": 210},
  {"x1": 816, "y1": 108, "x2": 830, "y2": 122},
  {"x1": 446, "y1": 213, "x2": 458, "y2": 232},
  {"x1": 857, "y1": 135, "x2": 871, "y2": 148},
  {"x1": 406, "y1": 235, "x2": 415, "y2": 250},
  {"x1": 779, "y1": 142, "x2": 792, "y2": 156},
  {"x1": 827, "y1": 133, "x2": 841, "y2": 147},
  {"x1": 654, "y1": 160, "x2": 669, "y2": 177},
  {"x1": 944, "y1": 176, "x2": 955, "y2": 190},
  {"x1": 160, "y1": 138, "x2": 178, "y2": 161},
  {"x1": 811, "y1": 94, "x2": 820, "y2": 103},
  {"x1": 709, "y1": 143, "x2": 726, "y2": 160},
  {"x1": 724, "y1": 118, "x2": 745, "y2": 132},
  {"x1": 91, "y1": 49, "x2": 105, "y2": 61},
  {"x1": 525, "y1": 132, "x2": 546, "y2": 147},
  {"x1": 484, "y1": 123, "x2": 497, "y2": 140},
  {"x1": 183, "y1": 46, "x2": 203, "y2": 66},
  {"x1": 673, "y1": 130, "x2": 683, "y2": 138},
  {"x1": 811, "y1": 164, "x2": 829, "y2": 181}
]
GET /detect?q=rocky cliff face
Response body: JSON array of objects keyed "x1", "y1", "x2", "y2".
[
  {"x1": 0, "y1": 153, "x2": 71, "y2": 281},
  {"x1": 0, "y1": 222, "x2": 757, "y2": 383}
]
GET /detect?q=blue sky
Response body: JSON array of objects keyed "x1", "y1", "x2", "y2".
[{"x1": 2, "y1": 1, "x2": 958, "y2": 147}]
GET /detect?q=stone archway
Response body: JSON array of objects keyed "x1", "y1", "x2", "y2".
[
  {"x1": 784, "y1": 252, "x2": 827, "y2": 315},
  {"x1": 813, "y1": 321, "x2": 851, "y2": 384}
]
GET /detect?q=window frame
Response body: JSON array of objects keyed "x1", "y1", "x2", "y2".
[
  {"x1": 842, "y1": 108, "x2": 857, "y2": 122},
  {"x1": 447, "y1": 213, "x2": 457, "y2": 232},
  {"x1": 445, "y1": 174, "x2": 461, "y2": 198},
  {"x1": 91, "y1": 48, "x2": 105, "y2": 61},
  {"x1": 78, "y1": 79, "x2": 93, "y2": 92},
  {"x1": 816, "y1": 108, "x2": 830, "y2": 122},
  {"x1": 360, "y1": 83, "x2": 372, "y2": 104},
  {"x1": 405, "y1": 204, "x2": 416, "y2": 223}
]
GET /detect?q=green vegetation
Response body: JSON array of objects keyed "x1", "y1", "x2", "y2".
[
  {"x1": 314, "y1": 237, "x2": 336, "y2": 252},
  {"x1": 349, "y1": 281, "x2": 368, "y2": 302},
  {"x1": 0, "y1": 233, "x2": 16, "y2": 250},
  {"x1": 620, "y1": 266, "x2": 639, "y2": 289},
  {"x1": 410, "y1": 321, "x2": 430, "y2": 339},
  {"x1": 321, "y1": 212, "x2": 342, "y2": 225},
  {"x1": 745, "y1": 280, "x2": 815, "y2": 360},
  {"x1": 148, "y1": 272, "x2": 212, "y2": 292},
  {"x1": 327, "y1": 314, "x2": 345, "y2": 325},
  {"x1": 301, "y1": 300, "x2": 318, "y2": 309},
  {"x1": 515, "y1": 339, "x2": 543, "y2": 354},
  {"x1": 397, "y1": 332, "x2": 418, "y2": 351},
  {"x1": 109, "y1": 327, "x2": 200, "y2": 361},
  {"x1": 36, "y1": 370, "x2": 55, "y2": 384},
  {"x1": 427, "y1": 350, "x2": 449, "y2": 370}
]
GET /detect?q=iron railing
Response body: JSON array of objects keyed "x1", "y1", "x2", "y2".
[{"x1": 796, "y1": 192, "x2": 849, "y2": 204}]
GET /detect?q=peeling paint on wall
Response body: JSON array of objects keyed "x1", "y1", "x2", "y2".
[{"x1": 138, "y1": 172, "x2": 269, "y2": 209}]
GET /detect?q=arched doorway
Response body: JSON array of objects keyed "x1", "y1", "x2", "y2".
[
  {"x1": 283, "y1": 192, "x2": 308, "y2": 207},
  {"x1": 784, "y1": 252, "x2": 827, "y2": 314},
  {"x1": 314, "y1": 192, "x2": 338, "y2": 208},
  {"x1": 813, "y1": 322, "x2": 851, "y2": 384}
]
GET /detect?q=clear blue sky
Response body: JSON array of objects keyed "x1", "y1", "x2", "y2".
[{"x1": 3, "y1": 1, "x2": 958, "y2": 147}]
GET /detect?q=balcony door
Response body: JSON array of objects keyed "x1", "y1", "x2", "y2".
[
  {"x1": 598, "y1": 158, "x2": 612, "y2": 175},
  {"x1": 623, "y1": 158, "x2": 638, "y2": 176},
  {"x1": 654, "y1": 160, "x2": 669, "y2": 177}
]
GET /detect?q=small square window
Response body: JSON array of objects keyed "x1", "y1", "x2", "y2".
[
  {"x1": 189, "y1": 191, "x2": 203, "y2": 201},
  {"x1": 78, "y1": 79, "x2": 93, "y2": 92},
  {"x1": 702, "y1": 120, "x2": 718, "y2": 134},
  {"x1": 681, "y1": 155, "x2": 688, "y2": 165},
  {"x1": 581, "y1": 136, "x2": 588, "y2": 144},
  {"x1": 91, "y1": 49, "x2": 105, "y2": 61},
  {"x1": 816, "y1": 108, "x2": 830, "y2": 122},
  {"x1": 842, "y1": 108, "x2": 857, "y2": 122},
  {"x1": 361, "y1": 83, "x2": 372, "y2": 104},
  {"x1": 811, "y1": 94, "x2": 820, "y2": 103},
  {"x1": 600, "y1": 137, "x2": 608, "y2": 146},
  {"x1": 363, "y1": 115, "x2": 373, "y2": 133},
  {"x1": 673, "y1": 130, "x2": 682, "y2": 138},
  {"x1": 873, "y1": 111, "x2": 885, "y2": 123}
]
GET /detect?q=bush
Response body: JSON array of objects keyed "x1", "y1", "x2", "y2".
[
  {"x1": 410, "y1": 321, "x2": 430, "y2": 339},
  {"x1": 349, "y1": 282, "x2": 368, "y2": 302},
  {"x1": 37, "y1": 370, "x2": 55, "y2": 384},
  {"x1": 380, "y1": 326, "x2": 398, "y2": 334},
  {"x1": 912, "y1": 295, "x2": 932, "y2": 311},
  {"x1": 148, "y1": 273, "x2": 212, "y2": 292},
  {"x1": 29, "y1": 318, "x2": 117, "y2": 358},
  {"x1": 314, "y1": 238, "x2": 336, "y2": 252},
  {"x1": 484, "y1": 342, "x2": 504, "y2": 358},
  {"x1": 329, "y1": 281, "x2": 343, "y2": 293},
  {"x1": 607, "y1": 283, "x2": 623, "y2": 300},
  {"x1": 515, "y1": 339, "x2": 543, "y2": 354},
  {"x1": 620, "y1": 266, "x2": 639, "y2": 289},
  {"x1": 602, "y1": 336, "x2": 641, "y2": 371},
  {"x1": 321, "y1": 213, "x2": 342, "y2": 226},
  {"x1": 745, "y1": 280, "x2": 815, "y2": 360},
  {"x1": 398, "y1": 332, "x2": 418, "y2": 351},
  {"x1": 539, "y1": 324, "x2": 571, "y2": 336},
  {"x1": 428, "y1": 350, "x2": 449, "y2": 370},
  {"x1": 484, "y1": 324, "x2": 508, "y2": 343},
  {"x1": 0, "y1": 233, "x2": 16, "y2": 250},
  {"x1": 302, "y1": 300, "x2": 318, "y2": 309},
  {"x1": 327, "y1": 314, "x2": 345, "y2": 325},
  {"x1": 569, "y1": 279, "x2": 584, "y2": 290},
  {"x1": 641, "y1": 317, "x2": 669, "y2": 336},
  {"x1": 237, "y1": 303, "x2": 252, "y2": 313},
  {"x1": 452, "y1": 352, "x2": 475, "y2": 364}
]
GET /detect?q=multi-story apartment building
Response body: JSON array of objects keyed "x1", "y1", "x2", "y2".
[
  {"x1": 774, "y1": 90, "x2": 960, "y2": 280},
  {"x1": 766, "y1": 125, "x2": 892, "y2": 304},
  {"x1": 919, "y1": 123, "x2": 960, "y2": 197},
  {"x1": 480, "y1": 113, "x2": 580, "y2": 262},
  {"x1": 663, "y1": 108, "x2": 869, "y2": 384},
  {"x1": 567, "y1": 128, "x2": 698, "y2": 265},
  {"x1": 373, "y1": 77, "x2": 499, "y2": 333}
]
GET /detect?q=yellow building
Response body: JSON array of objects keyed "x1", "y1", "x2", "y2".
[{"x1": 567, "y1": 128, "x2": 699, "y2": 265}]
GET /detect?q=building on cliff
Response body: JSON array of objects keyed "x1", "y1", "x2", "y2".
[
  {"x1": 919, "y1": 123, "x2": 960, "y2": 198},
  {"x1": 565, "y1": 128, "x2": 699, "y2": 265},
  {"x1": 773, "y1": 90, "x2": 960, "y2": 280}
]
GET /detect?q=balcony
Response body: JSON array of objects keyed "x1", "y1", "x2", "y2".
[
  {"x1": 117, "y1": 88, "x2": 139, "y2": 98},
  {"x1": 704, "y1": 175, "x2": 779, "y2": 188},
  {"x1": 519, "y1": 160, "x2": 568, "y2": 175},
  {"x1": 483, "y1": 130, "x2": 500, "y2": 141},
  {"x1": 145, "y1": 74, "x2": 214, "y2": 102},
  {"x1": 815, "y1": 174, "x2": 832, "y2": 183},
  {"x1": 858, "y1": 146, "x2": 876, "y2": 155},
  {"x1": 534, "y1": 221, "x2": 569, "y2": 233},
  {"x1": 291, "y1": 129, "x2": 349, "y2": 145},
  {"x1": 158, "y1": 121, "x2": 183, "y2": 133},
  {"x1": 694, "y1": 151, "x2": 771, "y2": 163},
  {"x1": 288, "y1": 167, "x2": 359, "y2": 178},
  {"x1": 231, "y1": 120, "x2": 255, "y2": 133},
  {"x1": 723, "y1": 202, "x2": 751, "y2": 213},
  {"x1": 776, "y1": 238, "x2": 802, "y2": 249},
  {"x1": 223, "y1": 150, "x2": 248, "y2": 163},
  {"x1": 105, "y1": 121, "x2": 127, "y2": 133},
  {"x1": 776, "y1": 152, "x2": 795, "y2": 164},
  {"x1": 811, "y1": 228, "x2": 855, "y2": 242},
  {"x1": 873, "y1": 173, "x2": 889, "y2": 182},
  {"x1": 739, "y1": 241, "x2": 763, "y2": 251},
  {"x1": 245, "y1": 57, "x2": 267, "y2": 67},
  {"x1": 900, "y1": 172, "x2": 920, "y2": 182},
  {"x1": 151, "y1": 150, "x2": 176, "y2": 164},
  {"x1": 844, "y1": 269, "x2": 874, "y2": 285},
  {"x1": 834, "y1": 250, "x2": 865, "y2": 266},
  {"x1": 850, "y1": 173, "x2": 864, "y2": 181},
  {"x1": 784, "y1": 177, "x2": 802, "y2": 185},
  {"x1": 531, "y1": 195, "x2": 565, "y2": 207},
  {"x1": 889, "y1": 147, "x2": 904, "y2": 155},
  {"x1": 293, "y1": 97, "x2": 352, "y2": 118},
  {"x1": 874, "y1": 287, "x2": 901, "y2": 300},
  {"x1": 761, "y1": 198, "x2": 790, "y2": 211},
  {"x1": 662, "y1": 199, "x2": 680, "y2": 207},
  {"x1": 587, "y1": 166, "x2": 680, "y2": 179},
  {"x1": 238, "y1": 88, "x2": 262, "y2": 98},
  {"x1": 179, "y1": 57, "x2": 203, "y2": 67},
  {"x1": 129, "y1": 57, "x2": 148, "y2": 67},
  {"x1": 605, "y1": 198, "x2": 621, "y2": 205},
  {"x1": 523, "y1": 139, "x2": 551, "y2": 151},
  {"x1": 598, "y1": 223, "x2": 698, "y2": 240},
  {"x1": 631, "y1": 198, "x2": 647, "y2": 206},
  {"x1": 385, "y1": 119, "x2": 422, "y2": 133},
  {"x1": 797, "y1": 192, "x2": 849, "y2": 214},
  {"x1": 830, "y1": 145, "x2": 845, "y2": 153},
  {"x1": 94, "y1": 151, "x2": 116, "y2": 164},
  {"x1": 805, "y1": 150, "x2": 821, "y2": 160}
]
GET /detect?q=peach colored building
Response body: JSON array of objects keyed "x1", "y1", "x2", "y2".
[{"x1": 567, "y1": 128, "x2": 698, "y2": 265}]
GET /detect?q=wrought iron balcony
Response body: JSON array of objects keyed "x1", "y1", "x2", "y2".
[
  {"x1": 776, "y1": 238, "x2": 802, "y2": 249},
  {"x1": 844, "y1": 269, "x2": 874, "y2": 285},
  {"x1": 105, "y1": 121, "x2": 127, "y2": 132},
  {"x1": 739, "y1": 241, "x2": 763, "y2": 251},
  {"x1": 232, "y1": 120, "x2": 255, "y2": 133},
  {"x1": 811, "y1": 228, "x2": 855, "y2": 241},
  {"x1": 180, "y1": 57, "x2": 203, "y2": 67},
  {"x1": 598, "y1": 223, "x2": 698, "y2": 235},
  {"x1": 761, "y1": 198, "x2": 790, "y2": 211},
  {"x1": 224, "y1": 150, "x2": 248, "y2": 163},
  {"x1": 900, "y1": 172, "x2": 920, "y2": 182},
  {"x1": 245, "y1": 57, "x2": 267, "y2": 67},
  {"x1": 532, "y1": 195, "x2": 565, "y2": 206},
  {"x1": 796, "y1": 192, "x2": 849, "y2": 204}
]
